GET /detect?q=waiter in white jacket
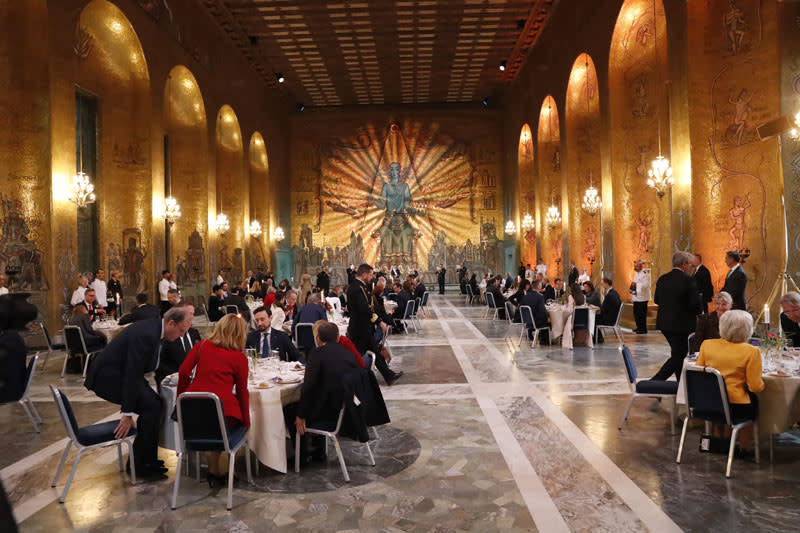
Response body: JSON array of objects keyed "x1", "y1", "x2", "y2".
[{"x1": 631, "y1": 260, "x2": 651, "y2": 334}]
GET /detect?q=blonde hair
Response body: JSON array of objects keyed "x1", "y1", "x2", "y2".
[
  {"x1": 207, "y1": 314, "x2": 247, "y2": 352},
  {"x1": 72, "y1": 305, "x2": 88, "y2": 317},
  {"x1": 719, "y1": 310, "x2": 753, "y2": 344}
]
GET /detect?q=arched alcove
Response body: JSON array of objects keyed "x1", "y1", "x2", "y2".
[
  {"x1": 518, "y1": 123, "x2": 536, "y2": 266},
  {"x1": 215, "y1": 105, "x2": 245, "y2": 282},
  {"x1": 566, "y1": 53, "x2": 602, "y2": 283},
  {"x1": 248, "y1": 132, "x2": 270, "y2": 273},
  {"x1": 609, "y1": 0, "x2": 670, "y2": 291},
  {"x1": 163, "y1": 65, "x2": 208, "y2": 306},
  {"x1": 537, "y1": 95, "x2": 562, "y2": 278}
]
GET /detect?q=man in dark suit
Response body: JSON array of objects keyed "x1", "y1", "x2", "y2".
[
  {"x1": 316, "y1": 268, "x2": 330, "y2": 294},
  {"x1": 692, "y1": 253, "x2": 714, "y2": 314},
  {"x1": 596, "y1": 278, "x2": 622, "y2": 343},
  {"x1": 413, "y1": 277, "x2": 427, "y2": 300},
  {"x1": 721, "y1": 251, "x2": 747, "y2": 310},
  {"x1": 118, "y1": 293, "x2": 160, "y2": 325},
  {"x1": 80, "y1": 288, "x2": 106, "y2": 322},
  {"x1": 246, "y1": 306, "x2": 302, "y2": 362},
  {"x1": 437, "y1": 267, "x2": 446, "y2": 295},
  {"x1": 567, "y1": 261, "x2": 579, "y2": 286},
  {"x1": 224, "y1": 290, "x2": 251, "y2": 322},
  {"x1": 84, "y1": 307, "x2": 193, "y2": 478},
  {"x1": 487, "y1": 276, "x2": 507, "y2": 319},
  {"x1": 291, "y1": 293, "x2": 327, "y2": 337},
  {"x1": 155, "y1": 303, "x2": 201, "y2": 385},
  {"x1": 519, "y1": 281, "x2": 549, "y2": 343},
  {"x1": 347, "y1": 264, "x2": 402, "y2": 385},
  {"x1": 780, "y1": 292, "x2": 800, "y2": 348},
  {"x1": 651, "y1": 252, "x2": 702, "y2": 382},
  {"x1": 207, "y1": 285, "x2": 225, "y2": 322}
]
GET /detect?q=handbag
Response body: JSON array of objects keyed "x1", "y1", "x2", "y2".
[{"x1": 170, "y1": 340, "x2": 205, "y2": 422}]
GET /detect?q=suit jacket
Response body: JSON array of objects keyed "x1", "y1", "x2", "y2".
[
  {"x1": 437, "y1": 269, "x2": 446, "y2": 283},
  {"x1": 80, "y1": 301, "x2": 100, "y2": 321},
  {"x1": 156, "y1": 327, "x2": 201, "y2": 384},
  {"x1": 298, "y1": 342, "x2": 361, "y2": 426},
  {"x1": 654, "y1": 268, "x2": 701, "y2": 334},
  {"x1": 414, "y1": 282, "x2": 427, "y2": 300},
  {"x1": 585, "y1": 290, "x2": 602, "y2": 308},
  {"x1": 84, "y1": 318, "x2": 163, "y2": 413},
  {"x1": 291, "y1": 303, "x2": 327, "y2": 336},
  {"x1": 0, "y1": 330, "x2": 27, "y2": 403},
  {"x1": 346, "y1": 279, "x2": 378, "y2": 353},
  {"x1": 721, "y1": 265, "x2": 747, "y2": 310},
  {"x1": 519, "y1": 290, "x2": 548, "y2": 328},
  {"x1": 542, "y1": 285, "x2": 555, "y2": 302},
  {"x1": 118, "y1": 303, "x2": 160, "y2": 325},
  {"x1": 488, "y1": 284, "x2": 505, "y2": 307},
  {"x1": 691, "y1": 311, "x2": 720, "y2": 353},
  {"x1": 598, "y1": 288, "x2": 622, "y2": 326},
  {"x1": 392, "y1": 289, "x2": 413, "y2": 320},
  {"x1": 207, "y1": 295, "x2": 225, "y2": 322},
  {"x1": 67, "y1": 314, "x2": 104, "y2": 346},
  {"x1": 246, "y1": 328, "x2": 301, "y2": 362},
  {"x1": 568, "y1": 267, "x2": 579, "y2": 285},
  {"x1": 781, "y1": 312, "x2": 800, "y2": 348},
  {"x1": 316, "y1": 271, "x2": 330, "y2": 293},
  {"x1": 694, "y1": 264, "x2": 714, "y2": 304},
  {"x1": 224, "y1": 294, "x2": 251, "y2": 322}
]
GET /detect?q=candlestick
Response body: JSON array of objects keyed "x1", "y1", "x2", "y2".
[{"x1": 763, "y1": 304, "x2": 770, "y2": 324}]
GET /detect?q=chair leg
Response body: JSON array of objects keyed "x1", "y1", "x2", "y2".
[
  {"x1": 29, "y1": 398, "x2": 43, "y2": 424},
  {"x1": 754, "y1": 420, "x2": 760, "y2": 465},
  {"x1": 518, "y1": 327, "x2": 525, "y2": 347},
  {"x1": 127, "y1": 440, "x2": 136, "y2": 484},
  {"x1": 669, "y1": 398, "x2": 676, "y2": 435},
  {"x1": 60, "y1": 449, "x2": 83, "y2": 503},
  {"x1": 294, "y1": 434, "x2": 301, "y2": 473},
  {"x1": 726, "y1": 427, "x2": 741, "y2": 478},
  {"x1": 369, "y1": 426, "x2": 379, "y2": 440},
  {"x1": 614, "y1": 327, "x2": 623, "y2": 345},
  {"x1": 171, "y1": 451, "x2": 182, "y2": 510},
  {"x1": 52, "y1": 441, "x2": 72, "y2": 487},
  {"x1": 331, "y1": 436, "x2": 349, "y2": 482},
  {"x1": 245, "y1": 439, "x2": 252, "y2": 484},
  {"x1": 196, "y1": 451, "x2": 200, "y2": 481},
  {"x1": 618, "y1": 395, "x2": 637, "y2": 430},
  {"x1": 365, "y1": 441, "x2": 375, "y2": 466},
  {"x1": 117, "y1": 443, "x2": 123, "y2": 472},
  {"x1": 227, "y1": 451, "x2": 236, "y2": 510},
  {"x1": 60, "y1": 351, "x2": 69, "y2": 378},
  {"x1": 676, "y1": 416, "x2": 690, "y2": 463},
  {"x1": 20, "y1": 399, "x2": 39, "y2": 433},
  {"x1": 531, "y1": 329, "x2": 539, "y2": 348}
]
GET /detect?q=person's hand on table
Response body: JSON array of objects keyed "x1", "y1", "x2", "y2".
[
  {"x1": 114, "y1": 414, "x2": 134, "y2": 439},
  {"x1": 295, "y1": 417, "x2": 306, "y2": 436}
]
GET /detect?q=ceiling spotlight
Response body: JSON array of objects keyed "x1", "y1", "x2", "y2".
[
  {"x1": 276, "y1": 72, "x2": 285, "y2": 83},
  {"x1": 499, "y1": 60, "x2": 507, "y2": 72},
  {"x1": 297, "y1": 102, "x2": 305, "y2": 112},
  {"x1": 481, "y1": 97, "x2": 489, "y2": 107}
]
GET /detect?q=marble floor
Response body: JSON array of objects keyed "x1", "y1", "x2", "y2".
[{"x1": 4, "y1": 294, "x2": 800, "y2": 532}]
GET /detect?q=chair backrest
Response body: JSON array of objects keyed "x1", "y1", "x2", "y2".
[
  {"x1": 486, "y1": 291, "x2": 496, "y2": 309},
  {"x1": 63, "y1": 325, "x2": 88, "y2": 356},
  {"x1": 50, "y1": 386, "x2": 80, "y2": 443},
  {"x1": 24, "y1": 353, "x2": 38, "y2": 399},
  {"x1": 225, "y1": 305, "x2": 239, "y2": 315},
  {"x1": 40, "y1": 323, "x2": 55, "y2": 350},
  {"x1": 403, "y1": 299, "x2": 415, "y2": 319},
  {"x1": 619, "y1": 345, "x2": 638, "y2": 384},
  {"x1": 683, "y1": 365, "x2": 731, "y2": 424},
  {"x1": 421, "y1": 291, "x2": 429, "y2": 306},
  {"x1": 202, "y1": 303, "x2": 211, "y2": 322},
  {"x1": 177, "y1": 392, "x2": 231, "y2": 452},
  {"x1": 613, "y1": 302, "x2": 624, "y2": 327},
  {"x1": 413, "y1": 298, "x2": 421, "y2": 316},
  {"x1": 295, "y1": 323, "x2": 315, "y2": 351},
  {"x1": 504, "y1": 301, "x2": 514, "y2": 322},
  {"x1": 572, "y1": 307, "x2": 590, "y2": 330},
  {"x1": 519, "y1": 305, "x2": 535, "y2": 329}
]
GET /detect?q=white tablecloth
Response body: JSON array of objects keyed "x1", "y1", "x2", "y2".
[
  {"x1": 548, "y1": 304, "x2": 597, "y2": 349},
  {"x1": 92, "y1": 320, "x2": 128, "y2": 342},
  {"x1": 676, "y1": 357, "x2": 800, "y2": 436},
  {"x1": 159, "y1": 361, "x2": 304, "y2": 474}
]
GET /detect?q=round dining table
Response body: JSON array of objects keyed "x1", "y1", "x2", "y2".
[{"x1": 92, "y1": 319, "x2": 128, "y2": 343}]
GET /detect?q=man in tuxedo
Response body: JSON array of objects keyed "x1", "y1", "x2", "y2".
[
  {"x1": 291, "y1": 293, "x2": 327, "y2": 337},
  {"x1": 246, "y1": 306, "x2": 301, "y2": 361},
  {"x1": 692, "y1": 253, "x2": 714, "y2": 314},
  {"x1": 567, "y1": 261, "x2": 579, "y2": 286},
  {"x1": 520, "y1": 280, "x2": 549, "y2": 343},
  {"x1": 155, "y1": 303, "x2": 200, "y2": 385},
  {"x1": 721, "y1": 251, "x2": 747, "y2": 310},
  {"x1": 80, "y1": 288, "x2": 106, "y2": 321},
  {"x1": 316, "y1": 268, "x2": 330, "y2": 294},
  {"x1": 413, "y1": 276, "x2": 427, "y2": 300},
  {"x1": 84, "y1": 307, "x2": 192, "y2": 478},
  {"x1": 437, "y1": 266, "x2": 446, "y2": 295},
  {"x1": 651, "y1": 252, "x2": 702, "y2": 382},
  {"x1": 487, "y1": 276, "x2": 507, "y2": 319},
  {"x1": 347, "y1": 264, "x2": 403, "y2": 385},
  {"x1": 596, "y1": 278, "x2": 622, "y2": 343},
  {"x1": 118, "y1": 293, "x2": 159, "y2": 325}
]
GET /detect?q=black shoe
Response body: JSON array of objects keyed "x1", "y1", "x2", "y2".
[
  {"x1": 127, "y1": 459, "x2": 167, "y2": 475},
  {"x1": 139, "y1": 467, "x2": 168, "y2": 481},
  {"x1": 386, "y1": 370, "x2": 404, "y2": 385}
]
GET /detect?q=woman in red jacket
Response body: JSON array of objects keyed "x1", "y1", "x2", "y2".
[{"x1": 178, "y1": 314, "x2": 249, "y2": 486}]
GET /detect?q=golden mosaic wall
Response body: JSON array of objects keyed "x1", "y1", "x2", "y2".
[
  {"x1": 565, "y1": 53, "x2": 602, "y2": 283},
  {"x1": 214, "y1": 105, "x2": 246, "y2": 282},
  {"x1": 780, "y1": 1, "x2": 800, "y2": 287},
  {"x1": 247, "y1": 132, "x2": 271, "y2": 273},
  {"x1": 517, "y1": 123, "x2": 537, "y2": 266},
  {"x1": 688, "y1": 0, "x2": 785, "y2": 316},
  {"x1": 537, "y1": 96, "x2": 563, "y2": 279},
  {"x1": 290, "y1": 110, "x2": 503, "y2": 286},
  {"x1": 609, "y1": 0, "x2": 671, "y2": 294}
]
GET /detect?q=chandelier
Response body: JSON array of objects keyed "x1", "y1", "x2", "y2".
[
  {"x1": 215, "y1": 213, "x2": 230, "y2": 235},
  {"x1": 69, "y1": 172, "x2": 96, "y2": 208},
  {"x1": 249, "y1": 219, "x2": 262, "y2": 238},
  {"x1": 271, "y1": 226, "x2": 285, "y2": 241},
  {"x1": 521, "y1": 213, "x2": 535, "y2": 231},
  {"x1": 647, "y1": 0, "x2": 673, "y2": 199},
  {"x1": 504, "y1": 220, "x2": 517, "y2": 235},
  {"x1": 545, "y1": 204, "x2": 561, "y2": 229},
  {"x1": 163, "y1": 196, "x2": 181, "y2": 225},
  {"x1": 582, "y1": 169, "x2": 602, "y2": 216}
]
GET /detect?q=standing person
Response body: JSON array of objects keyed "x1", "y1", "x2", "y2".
[
  {"x1": 525, "y1": 264, "x2": 535, "y2": 283},
  {"x1": 216, "y1": 269, "x2": 225, "y2": 286},
  {"x1": 346, "y1": 264, "x2": 403, "y2": 385},
  {"x1": 692, "y1": 253, "x2": 714, "y2": 314},
  {"x1": 316, "y1": 267, "x2": 330, "y2": 294},
  {"x1": 631, "y1": 260, "x2": 651, "y2": 334},
  {"x1": 158, "y1": 270, "x2": 171, "y2": 316},
  {"x1": 84, "y1": 307, "x2": 193, "y2": 478},
  {"x1": 90, "y1": 268, "x2": 108, "y2": 314},
  {"x1": 721, "y1": 251, "x2": 747, "y2": 310},
  {"x1": 437, "y1": 265, "x2": 446, "y2": 295},
  {"x1": 535, "y1": 258, "x2": 547, "y2": 277},
  {"x1": 651, "y1": 252, "x2": 702, "y2": 382},
  {"x1": 246, "y1": 270, "x2": 256, "y2": 288},
  {"x1": 567, "y1": 260, "x2": 579, "y2": 286},
  {"x1": 107, "y1": 270, "x2": 123, "y2": 317},
  {"x1": 70, "y1": 275, "x2": 89, "y2": 306},
  {"x1": 155, "y1": 303, "x2": 200, "y2": 385},
  {"x1": 518, "y1": 262, "x2": 526, "y2": 279},
  {"x1": 577, "y1": 268, "x2": 590, "y2": 285}
]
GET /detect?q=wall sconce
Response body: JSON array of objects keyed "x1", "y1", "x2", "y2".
[
  {"x1": 215, "y1": 213, "x2": 230, "y2": 235},
  {"x1": 249, "y1": 219, "x2": 263, "y2": 238},
  {"x1": 163, "y1": 196, "x2": 181, "y2": 225},
  {"x1": 271, "y1": 226, "x2": 285, "y2": 241}
]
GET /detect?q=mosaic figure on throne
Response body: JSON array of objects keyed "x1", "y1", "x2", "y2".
[{"x1": 368, "y1": 162, "x2": 422, "y2": 265}]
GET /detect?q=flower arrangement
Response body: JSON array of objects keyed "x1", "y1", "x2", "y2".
[{"x1": 759, "y1": 330, "x2": 788, "y2": 352}]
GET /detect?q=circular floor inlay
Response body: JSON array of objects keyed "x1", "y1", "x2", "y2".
[{"x1": 242, "y1": 426, "x2": 421, "y2": 493}]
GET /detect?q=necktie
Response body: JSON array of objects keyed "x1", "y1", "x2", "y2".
[
  {"x1": 184, "y1": 332, "x2": 192, "y2": 352},
  {"x1": 260, "y1": 332, "x2": 266, "y2": 356},
  {"x1": 179, "y1": 336, "x2": 186, "y2": 353}
]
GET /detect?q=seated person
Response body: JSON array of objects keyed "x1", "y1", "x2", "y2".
[
  {"x1": 691, "y1": 291, "x2": 732, "y2": 353},
  {"x1": 80, "y1": 288, "x2": 106, "y2": 321},
  {"x1": 0, "y1": 294, "x2": 34, "y2": 404},
  {"x1": 596, "y1": 278, "x2": 622, "y2": 343},
  {"x1": 568, "y1": 283, "x2": 586, "y2": 308},
  {"x1": 118, "y1": 292, "x2": 160, "y2": 325},
  {"x1": 390, "y1": 281, "x2": 413, "y2": 332},
  {"x1": 246, "y1": 306, "x2": 301, "y2": 362},
  {"x1": 519, "y1": 280, "x2": 549, "y2": 344},
  {"x1": 178, "y1": 314, "x2": 250, "y2": 487},
  {"x1": 156, "y1": 302, "x2": 201, "y2": 384},
  {"x1": 780, "y1": 291, "x2": 800, "y2": 347},
  {"x1": 67, "y1": 305, "x2": 106, "y2": 351},
  {"x1": 696, "y1": 310, "x2": 764, "y2": 455},
  {"x1": 291, "y1": 293, "x2": 327, "y2": 337},
  {"x1": 583, "y1": 281, "x2": 601, "y2": 307},
  {"x1": 468, "y1": 274, "x2": 479, "y2": 297},
  {"x1": 508, "y1": 279, "x2": 529, "y2": 309},
  {"x1": 207, "y1": 285, "x2": 225, "y2": 322},
  {"x1": 224, "y1": 289, "x2": 251, "y2": 323},
  {"x1": 487, "y1": 276, "x2": 507, "y2": 319},
  {"x1": 166, "y1": 288, "x2": 181, "y2": 309}
]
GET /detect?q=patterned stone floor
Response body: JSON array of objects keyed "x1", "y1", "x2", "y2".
[{"x1": 4, "y1": 293, "x2": 800, "y2": 531}]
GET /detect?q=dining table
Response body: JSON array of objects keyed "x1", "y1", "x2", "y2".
[
  {"x1": 159, "y1": 357, "x2": 305, "y2": 473},
  {"x1": 92, "y1": 319, "x2": 128, "y2": 343},
  {"x1": 546, "y1": 303, "x2": 598, "y2": 348}
]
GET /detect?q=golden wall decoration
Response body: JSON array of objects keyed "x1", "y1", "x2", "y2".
[
  {"x1": 780, "y1": 1, "x2": 800, "y2": 287},
  {"x1": 688, "y1": 0, "x2": 785, "y2": 315},
  {"x1": 566, "y1": 53, "x2": 602, "y2": 283},
  {"x1": 247, "y1": 132, "x2": 270, "y2": 272},
  {"x1": 609, "y1": 0, "x2": 671, "y2": 293},
  {"x1": 517, "y1": 123, "x2": 537, "y2": 266},
  {"x1": 215, "y1": 104, "x2": 245, "y2": 282},
  {"x1": 290, "y1": 114, "x2": 503, "y2": 287},
  {"x1": 538, "y1": 95, "x2": 563, "y2": 279}
]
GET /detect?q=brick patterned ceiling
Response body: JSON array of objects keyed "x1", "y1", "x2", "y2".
[{"x1": 201, "y1": 0, "x2": 556, "y2": 107}]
